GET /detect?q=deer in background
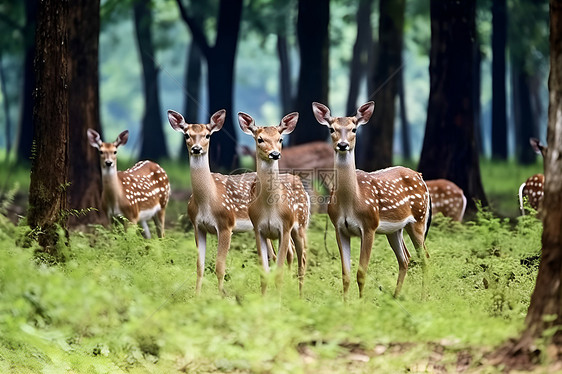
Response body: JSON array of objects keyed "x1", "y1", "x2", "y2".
[
  {"x1": 168, "y1": 109, "x2": 283, "y2": 295},
  {"x1": 87, "y1": 129, "x2": 170, "y2": 238},
  {"x1": 425, "y1": 179, "x2": 467, "y2": 222},
  {"x1": 313, "y1": 101, "x2": 431, "y2": 298},
  {"x1": 238, "y1": 111, "x2": 310, "y2": 295},
  {"x1": 519, "y1": 137, "x2": 546, "y2": 215}
]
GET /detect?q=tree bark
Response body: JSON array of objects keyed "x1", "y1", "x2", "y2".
[
  {"x1": 0, "y1": 53, "x2": 12, "y2": 153},
  {"x1": 66, "y1": 0, "x2": 105, "y2": 227},
  {"x1": 28, "y1": 0, "x2": 69, "y2": 257},
  {"x1": 133, "y1": 0, "x2": 168, "y2": 161},
  {"x1": 179, "y1": 40, "x2": 202, "y2": 160},
  {"x1": 418, "y1": 0, "x2": 487, "y2": 214},
  {"x1": 15, "y1": 0, "x2": 37, "y2": 164},
  {"x1": 346, "y1": 0, "x2": 373, "y2": 117},
  {"x1": 491, "y1": 0, "x2": 508, "y2": 159},
  {"x1": 358, "y1": 0, "x2": 404, "y2": 171},
  {"x1": 398, "y1": 69, "x2": 411, "y2": 161},
  {"x1": 277, "y1": 33, "x2": 292, "y2": 115},
  {"x1": 290, "y1": 0, "x2": 330, "y2": 146},
  {"x1": 474, "y1": 37, "x2": 484, "y2": 156},
  {"x1": 512, "y1": 64, "x2": 538, "y2": 164}
]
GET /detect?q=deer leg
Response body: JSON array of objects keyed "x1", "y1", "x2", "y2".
[
  {"x1": 357, "y1": 229, "x2": 374, "y2": 298},
  {"x1": 153, "y1": 209, "x2": 165, "y2": 238},
  {"x1": 194, "y1": 226, "x2": 207, "y2": 295},
  {"x1": 216, "y1": 229, "x2": 232, "y2": 296},
  {"x1": 335, "y1": 228, "x2": 352, "y2": 299},
  {"x1": 286, "y1": 238, "x2": 295, "y2": 270},
  {"x1": 266, "y1": 239, "x2": 277, "y2": 264},
  {"x1": 291, "y1": 227, "x2": 307, "y2": 297},
  {"x1": 405, "y1": 222, "x2": 429, "y2": 295},
  {"x1": 386, "y1": 230, "x2": 409, "y2": 298},
  {"x1": 256, "y1": 230, "x2": 270, "y2": 294},
  {"x1": 140, "y1": 220, "x2": 151, "y2": 239},
  {"x1": 275, "y1": 229, "x2": 292, "y2": 288}
]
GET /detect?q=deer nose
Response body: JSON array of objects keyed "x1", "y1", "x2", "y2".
[
  {"x1": 104, "y1": 160, "x2": 113, "y2": 167},
  {"x1": 269, "y1": 151, "x2": 281, "y2": 160},
  {"x1": 337, "y1": 142, "x2": 350, "y2": 151},
  {"x1": 191, "y1": 145, "x2": 203, "y2": 155}
]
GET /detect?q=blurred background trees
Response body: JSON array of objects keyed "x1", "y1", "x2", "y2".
[{"x1": 0, "y1": 0, "x2": 551, "y2": 214}]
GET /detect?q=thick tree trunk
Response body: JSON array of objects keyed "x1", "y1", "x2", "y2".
[
  {"x1": 16, "y1": 0, "x2": 37, "y2": 164},
  {"x1": 512, "y1": 64, "x2": 538, "y2": 164},
  {"x1": 133, "y1": 0, "x2": 168, "y2": 160},
  {"x1": 277, "y1": 34, "x2": 292, "y2": 114},
  {"x1": 28, "y1": 0, "x2": 69, "y2": 257},
  {"x1": 0, "y1": 54, "x2": 12, "y2": 153},
  {"x1": 67, "y1": 0, "x2": 105, "y2": 227},
  {"x1": 179, "y1": 41, "x2": 202, "y2": 160},
  {"x1": 474, "y1": 39, "x2": 484, "y2": 155},
  {"x1": 491, "y1": 0, "x2": 508, "y2": 159},
  {"x1": 418, "y1": 0, "x2": 487, "y2": 214},
  {"x1": 290, "y1": 0, "x2": 330, "y2": 146},
  {"x1": 398, "y1": 70, "x2": 411, "y2": 161},
  {"x1": 346, "y1": 0, "x2": 373, "y2": 117},
  {"x1": 358, "y1": 0, "x2": 404, "y2": 171}
]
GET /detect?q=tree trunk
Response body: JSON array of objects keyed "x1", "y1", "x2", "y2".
[
  {"x1": 398, "y1": 69, "x2": 412, "y2": 161},
  {"x1": 179, "y1": 40, "x2": 202, "y2": 160},
  {"x1": 346, "y1": 0, "x2": 373, "y2": 117},
  {"x1": 358, "y1": 0, "x2": 404, "y2": 171},
  {"x1": 290, "y1": 0, "x2": 330, "y2": 146},
  {"x1": 491, "y1": 0, "x2": 508, "y2": 159},
  {"x1": 504, "y1": 1, "x2": 562, "y2": 365},
  {"x1": 133, "y1": 0, "x2": 168, "y2": 161},
  {"x1": 277, "y1": 34, "x2": 292, "y2": 114},
  {"x1": 15, "y1": 0, "x2": 37, "y2": 164},
  {"x1": 474, "y1": 37, "x2": 484, "y2": 156},
  {"x1": 67, "y1": 0, "x2": 105, "y2": 227},
  {"x1": 512, "y1": 64, "x2": 538, "y2": 164},
  {"x1": 28, "y1": 0, "x2": 69, "y2": 258},
  {"x1": 0, "y1": 54, "x2": 12, "y2": 153},
  {"x1": 418, "y1": 0, "x2": 487, "y2": 214}
]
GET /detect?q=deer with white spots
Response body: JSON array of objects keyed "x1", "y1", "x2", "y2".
[
  {"x1": 426, "y1": 179, "x2": 467, "y2": 222},
  {"x1": 313, "y1": 101, "x2": 431, "y2": 298},
  {"x1": 168, "y1": 109, "x2": 283, "y2": 295},
  {"x1": 238, "y1": 111, "x2": 310, "y2": 295},
  {"x1": 519, "y1": 138, "x2": 546, "y2": 215},
  {"x1": 87, "y1": 129, "x2": 170, "y2": 238}
]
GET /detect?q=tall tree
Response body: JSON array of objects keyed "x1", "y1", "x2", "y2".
[
  {"x1": 500, "y1": 1, "x2": 562, "y2": 367},
  {"x1": 290, "y1": 0, "x2": 330, "y2": 146},
  {"x1": 179, "y1": 41, "x2": 203, "y2": 160},
  {"x1": 346, "y1": 0, "x2": 373, "y2": 117},
  {"x1": 133, "y1": 0, "x2": 168, "y2": 160},
  {"x1": 28, "y1": 0, "x2": 69, "y2": 257},
  {"x1": 15, "y1": 0, "x2": 37, "y2": 163},
  {"x1": 398, "y1": 70, "x2": 412, "y2": 162},
  {"x1": 358, "y1": 0, "x2": 404, "y2": 171},
  {"x1": 491, "y1": 0, "x2": 508, "y2": 159},
  {"x1": 176, "y1": 0, "x2": 243, "y2": 170},
  {"x1": 67, "y1": 0, "x2": 105, "y2": 227},
  {"x1": 418, "y1": 0, "x2": 487, "y2": 213}
]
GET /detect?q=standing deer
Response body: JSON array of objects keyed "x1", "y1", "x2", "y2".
[
  {"x1": 519, "y1": 138, "x2": 546, "y2": 215},
  {"x1": 238, "y1": 111, "x2": 310, "y2": 295},
  {"x1": 87, "y1": 129, "x2": 169, "y2": 238},
  {"x1": 313, "y1": 101, "x2": 431, "y2": 298},
  {"x1": 425, "y1": 179, "x2": 467, "y2": 222},
  {"x1": 168, "y1": 109, "x2": 282, "y2": 295}
]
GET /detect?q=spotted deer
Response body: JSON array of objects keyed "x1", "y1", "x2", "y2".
[
  {"x1": 238, "y1": 111, "x2": 310, "y2": 295},
  {"x1": 426, "y1": 179, "x2": 467, "y2": 222},
  {"x1": 313, "y1": 101, "x2": 431, "y2": 298},
  {"x1": 168, "y1": 109, "x2": 283, "y2": 295},
  {"x1": 87, "y1": 129, "x2": 170, "y2": 238},
  {"x1": 518, "y1": 138, "x2": 547, "y2": 215}
]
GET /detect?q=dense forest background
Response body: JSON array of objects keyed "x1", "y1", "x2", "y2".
[{"x1": 0, "y1": 0, "x2": 549, "y2": 162}]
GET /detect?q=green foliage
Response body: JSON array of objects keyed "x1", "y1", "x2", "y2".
[{"x1": 0, "y1": 208, "x2": 544, "y2": 372}]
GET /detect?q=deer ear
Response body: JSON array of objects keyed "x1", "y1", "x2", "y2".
[
  {"x1": 168, "y1": 110, "x2": 187, "y2": 132},
  {"x1": 238, "y1": 112, "x2": 257, "y2": 135},
  {"x1": 356, "y1": 101, "x2": 375, "y2": 125},
  {"x1": 208, "y1": 109, "x2": 226, "y2": 134},
  {"x1": 115, "y1": 130, "x2": 129, "y2": 147},
  {"x1": 312, "y1": 102, "x2": 331, "y2": 126},
  {"x1": 278, "y1": 112, "x2": 299, "y2": 135},
  {"x1": 529, "y1": 137, "x2": 546, "y2": 156},
  {"x1": 87, "y1": 129, "x2": 102, "y2": 149}
]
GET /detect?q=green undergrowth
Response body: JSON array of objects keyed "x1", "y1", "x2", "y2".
[{"x1": 0, "y1": 206, "x2": 543, "y2": 373}]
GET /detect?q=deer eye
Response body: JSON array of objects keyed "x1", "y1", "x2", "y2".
[
  {"x1": 258, "y1": 137, "x2": 264, "y2": 144},
  {"x1": 329, "y1": 127, "x2": 335, "y2": 134},
  {"x1": 113, "y1": 151, "x2": 117, "y2": 154},
  {"x1": 184, "y1": 133, "x2": 190, "y2": 139},
  {"x1": 99, "y1": 151, "x2": 103, "y2": 155},
  {"x1": 205, "y1": 134, "x2": 211, "y2": 139},
  {"x1": 352, "y1": 128, "x2": 357, "y2": 133},
  {"x1": 279, "y1": 138, "x2": 283, "y2": 144}
]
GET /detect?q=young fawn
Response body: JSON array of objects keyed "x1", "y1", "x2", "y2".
[
  {"x1": 168, "y1": 109, "x2": 281, "y2": 295},
  {"x1": 238, "y1": 111, "x2": 310, "y2": 295},
  {"x1": 87, "y1": 129, "x2": 170, "y2": 238},
  {"x1": 519, "y1": 138, "x2": 546, "y2": 215},
  {"x1": 425, "y1": 179, "x2": 467, "y2": 222},
  {"x1": 312, "y1": 101, "x2": 431, "y2": 298}
]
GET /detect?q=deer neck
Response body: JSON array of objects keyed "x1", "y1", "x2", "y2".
[
  {"x1": 189, "y1": 153, "x2": 218, "y2": 203},
  {"x1": 101, "y1": 166, "x2": 123, "y2": 205},
  {"x1": 256, "y1": 158, "x2": 281, "y2": 204},
  {"x1": 333, "y1": 150, "x2": 359, "y2": 204}
]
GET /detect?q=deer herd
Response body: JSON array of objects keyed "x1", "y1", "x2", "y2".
[{"x1": 87, "y1": 102, "x2": 545, "y2": 299}]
